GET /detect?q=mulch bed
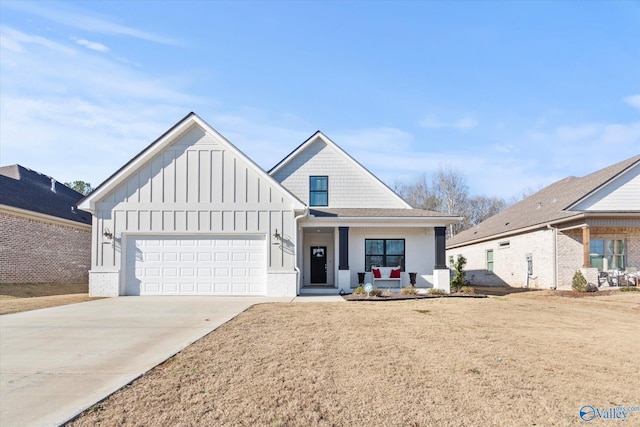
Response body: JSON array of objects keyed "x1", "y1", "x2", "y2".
[
  {"x1": 551, "y1": 289, "x2": 623, "y2": 298},
  {"x1": 343, "y1": 293, "x2": 487, "y2": 301}
]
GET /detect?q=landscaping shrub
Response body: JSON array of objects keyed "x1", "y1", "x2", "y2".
[
  {"x1": 428, "y1": 288, "x2": 446, "y2": 295},
  {"x1": 367, "y1": 287, "x2": 382, "y2": 297},
  {"x1": 620, "y1": 286, "x2": 640, "y2": 292},
  {"x1": 401, "y1": 285, "x2": 418, "y2": 295},
  {"x1": 460, "y1": 286, "x2": 475, "y2": 295},
  {"x1": 353, "y1": 286, "x2": 382, "y2": 297},
  {"x1": 572, "y1": 271, "x2": 588, "y2": 292},
  {"x1": 451, "y1": 255, "x2": 467, "y2": 293}
]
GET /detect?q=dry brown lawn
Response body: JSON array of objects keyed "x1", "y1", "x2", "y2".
[
  {"x1": 0, "y1": 283, "x2": 97, "y2": 315},
  {"x1": 70, "y1": 291, "x2": 640, "y2": 427}
]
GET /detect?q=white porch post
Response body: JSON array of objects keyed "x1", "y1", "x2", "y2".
[{"x1": 433, "y1": 226, "x2": 450, "y2": 293}]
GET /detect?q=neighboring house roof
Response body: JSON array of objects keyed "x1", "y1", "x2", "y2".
[
  {"x1": 0, "y1": 165, "x2": 92, "y2": 225},
  {"x1": 269, "y1": 130, "x2": 413, "y2": 209},
  {"x1": 78, "y1": 112, "x2": 305, "y2": 212},
  {"x1": 447, "y1": 155, "x2": 640, "y2": 248}
]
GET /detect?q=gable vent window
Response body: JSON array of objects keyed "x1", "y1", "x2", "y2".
[
  {"x1": 309, "y1": 176, "x2": 328, "y2": 206},
  {"x1": 498, "y1": 241, "x2": 510, "y2": 249}
]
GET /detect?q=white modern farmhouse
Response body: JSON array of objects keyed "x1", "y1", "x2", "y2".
[{"x1": 79, "y1": 113, "x2": 460, "y2": 297}]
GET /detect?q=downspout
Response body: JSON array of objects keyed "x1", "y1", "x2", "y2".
[
  {"x1": 547, "y1": 224, "x2": 557, "y2": 289},
  {"x1": 293, "y1": 208, "x2": 309, "y2": 295}
]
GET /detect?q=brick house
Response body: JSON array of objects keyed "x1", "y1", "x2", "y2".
[
  {"x1": 446, "y1": 155, "x2": 640, "y2": 289},
  {"x1": 0, "y1": 165, "x2": 92, "y2": 284}
]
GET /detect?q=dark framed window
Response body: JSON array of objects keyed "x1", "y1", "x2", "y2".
[
  {"x1": 365, "y1": 239, "x2": 405, "y2": 271},
  {"x1": 309, "y1": 176, "x2": 328, "y2": 206}
]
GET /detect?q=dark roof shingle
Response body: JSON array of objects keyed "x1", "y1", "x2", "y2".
[
  {"x1": 447, "y1": 155, "x2": 640, "y2": 248},
  {"x1": 0, "y1": 165, "x2": 92, "y2": 225}
]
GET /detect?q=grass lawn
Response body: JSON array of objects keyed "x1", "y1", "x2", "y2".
[
  {"x1": 0, "y1": 283, "x2": 97, "y2": 315},
  {"x1": 69, "y1": 291, "x2": 640, "y2": 426}
]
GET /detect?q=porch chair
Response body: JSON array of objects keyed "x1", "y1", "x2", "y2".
[{"x1": 624, "y1": 267, "x2": 638, "y2": 286}]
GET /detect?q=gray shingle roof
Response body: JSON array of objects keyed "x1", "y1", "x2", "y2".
[
  {"x1": 447, "y1": 155, "x2": 640, "y2": 248},
  {"x1": 0, "y1": 165, "x2": 92, "y2": 225},
  {"x1": 309, "y1": 208, "x2": 456, "y2": 218}
]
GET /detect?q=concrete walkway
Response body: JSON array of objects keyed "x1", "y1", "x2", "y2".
[{"x1": 1, "y1": 296, "x2": 318, "y2": 427}]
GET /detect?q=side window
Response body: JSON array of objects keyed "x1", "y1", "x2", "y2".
[
  {"x1": 486, "y1": 249, "x2": 494, "y2": 273},
  {"x1": 309, "y1": 176, "x2": 328, "y2": 206}
]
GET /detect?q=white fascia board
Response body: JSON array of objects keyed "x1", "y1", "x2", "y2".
[
  {"x1": 78, "y1": 114, "x2": 199, "y2": 211},
  {"x1": 269, "y1": 131, "x2": 412, "y2": 209},
  {"x1": 300, "y1": 216, "x2": 463, "y2": 228},
  {"x1": 193, "y1": 116, "x2": 306, "y2": 211},
  {"x1": 566, "y1": 161, "x2": 640, "y2": 211},
  {"x1": 446, "y1": 214, "x2": 584, "y2": 250},
  {"x1": 78, "y1": 113, "x2": 305, "y2": 212}
]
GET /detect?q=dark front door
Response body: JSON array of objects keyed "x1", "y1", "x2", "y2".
[{"x1": 310, "y1": 246, "x2": 327, "y2": 283}]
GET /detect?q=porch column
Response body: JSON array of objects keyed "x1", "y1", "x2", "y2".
[
  {"x1": 338, "y1": 227, "x2": 349, "y2": 270},
  {"x1": 338, "y1": 227, "x2": 350, "y2": 292},
  {"x1": 582, "y1": 226, "x2": 590, "y2": 268},
  {"x1": 435, "y1": 226, "x2": 447, "y2": 270}
]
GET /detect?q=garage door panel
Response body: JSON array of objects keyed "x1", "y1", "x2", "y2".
[
  {"x1": 126, "y1": 236, "x2": 266, "y2": 295},
  {"x1": 180, "y1": 283, "x2": 195, "y2": 293}
]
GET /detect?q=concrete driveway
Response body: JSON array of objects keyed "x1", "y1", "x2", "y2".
[{"x1": 0, "y1": 296, "x2": 296, "y2": 427}]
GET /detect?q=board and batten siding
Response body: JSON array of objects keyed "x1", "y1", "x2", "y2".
[
  {"x1": 90, "y1": 125, "x2": 297, "y2": 296},
  {"x1": 271, "y1": 138, "x2": 406, "y2": 209}
]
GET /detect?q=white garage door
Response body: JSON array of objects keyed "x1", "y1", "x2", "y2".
[{"x1": 125, "y1": 236, "x2": 266, "y2": 295}]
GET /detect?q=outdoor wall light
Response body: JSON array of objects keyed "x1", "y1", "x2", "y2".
[
  {"x1": 273, "y1": 228, "x2": 282, "y2": 241},
  {"x1": 103, "y1": 228, "x2": 114, "y2": 240}
]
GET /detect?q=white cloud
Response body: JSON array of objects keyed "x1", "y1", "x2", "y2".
[
  {"x1": 3, "y1": 1, "x2": 179, "y2": 45},
  {"x1": 624, "y1": 94, "x2": 640, "y2": 111},
  {"x1": 73, "y1": 37, "x2": 109, "y2": 52},
  {"x1": 0, "y1": 26, "x2": 76, "y2": 55},
  {"x1": 419, "y1": 116, "x2": 478, "y2": 130},
  {"x1": 0, "y1": 26, "x2": 203, "y2": 186}
]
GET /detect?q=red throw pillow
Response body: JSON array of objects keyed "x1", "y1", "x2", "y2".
[
  {"x1": 390, "y1": 268, "x2": 401, "y2": 278},
  {"x1": 372, "y1": 268, "x2": 381, "y2": 278}
]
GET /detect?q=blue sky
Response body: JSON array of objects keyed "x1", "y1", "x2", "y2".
[{"x1": 1, "y1": 0, "x2": 639, "y2": 200}]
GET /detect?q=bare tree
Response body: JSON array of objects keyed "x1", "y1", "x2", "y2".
[
  {"x1": 432, "y1": 166, "x2": 469, "y2": 238},
  {"x1": 395, "y1": 166, "x2": 509, "y2": 238},
  {"x1": 393, "y1": 173, "x2": 439, "y2": 211},
  {"x1": 464, "y1": 195, "x2": 507, "y2": 228}
]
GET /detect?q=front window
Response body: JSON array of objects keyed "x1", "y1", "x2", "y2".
[
  {"x1": 365, "y1": 239, "x2": 405, "y2": 271},
  {"x1": 309, "y1": 176, "x2": 328, "y2": 206},
  {"x1": 486, "y1": 249, "x2": 494, "y2": 273},
  {"x1": 590, "y1": 239, "x2": 625, "y2": 270}
]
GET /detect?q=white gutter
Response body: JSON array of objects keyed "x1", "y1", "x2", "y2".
[
  {"x1": 293, "y1": 208, "x2": 309, "y2": 295},
  {"x1": 547, "y1": 224, "x2": 558, "y2": 289},
  {"x1": 446, "y1": 214, "x2": 584, "y2": 249},
  {"x1": 0, "y1": 204, "x2": 91, "y2": 230}
]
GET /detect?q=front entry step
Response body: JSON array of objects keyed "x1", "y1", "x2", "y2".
[{"x1": 299, "y1": 286, "x2": 340, "y2": 295}]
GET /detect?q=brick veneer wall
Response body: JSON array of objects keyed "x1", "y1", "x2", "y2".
[
  {"x1": 0, "y1": 211, "x2": 91, "y2": 284},
  {"x1": 557, "y1": 226, "x2": 640, "y2": 288},
  {"x1": 446, "y1": 228, "x2": 555, "y2": 288}
]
